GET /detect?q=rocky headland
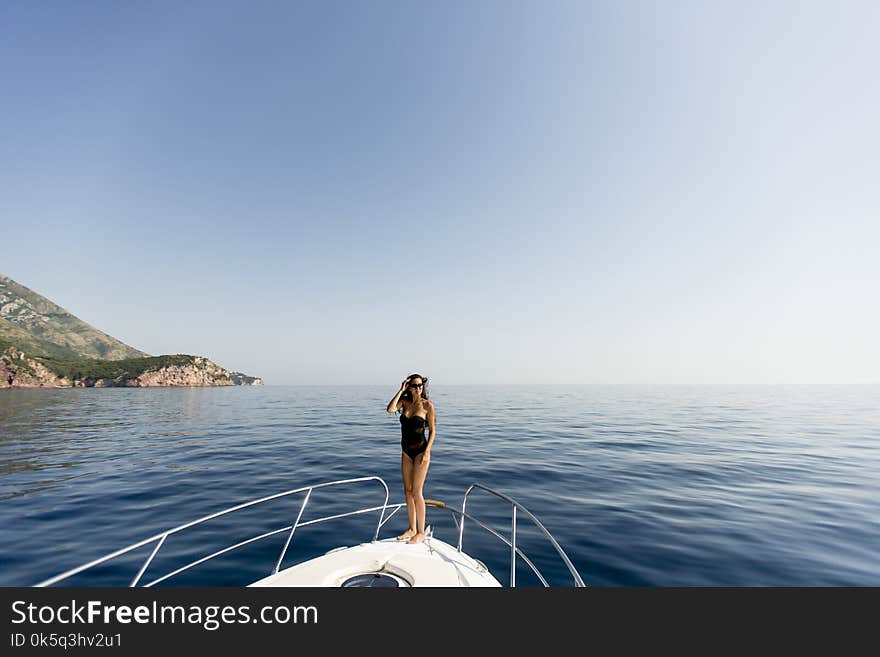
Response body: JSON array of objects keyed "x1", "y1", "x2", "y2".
[{"x1": 1, "y1": 274, "x2": 263, "y2": 389}]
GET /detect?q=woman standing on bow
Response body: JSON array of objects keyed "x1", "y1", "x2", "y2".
[{"x1": 386, "y1": 374, "x2": 435, "y2": 544}]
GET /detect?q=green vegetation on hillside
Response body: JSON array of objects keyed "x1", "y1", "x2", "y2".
[{"x1": 36, "y1": 354, "x2": 209, "y2": 383}]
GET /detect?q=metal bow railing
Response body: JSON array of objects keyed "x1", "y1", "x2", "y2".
[
  {"x1": 36, "y1": 476, "x2": 390, "y2": 587},
  {"x1": 454, "y1": 483, "x2": 586, "y2": 587},
  {"x1": 35, "y1": 477, "x2": 586, "y2": 587}
]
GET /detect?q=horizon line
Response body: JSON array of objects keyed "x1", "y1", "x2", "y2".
[{"x1": 256, "y1": 382, "x2": 880, "y2": 386}]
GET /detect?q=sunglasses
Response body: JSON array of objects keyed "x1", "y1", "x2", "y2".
[{"x1": 408, "y1": 382, "x2": 424, "y2": 388}]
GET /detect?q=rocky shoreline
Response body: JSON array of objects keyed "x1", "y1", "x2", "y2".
[{"x1": 1, "y1": 348, "x2": 263, "y2": 388}]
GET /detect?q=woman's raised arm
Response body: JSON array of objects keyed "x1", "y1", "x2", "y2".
[{"x1": 386, "y1": 378, "x2": 409, "y2": 413}]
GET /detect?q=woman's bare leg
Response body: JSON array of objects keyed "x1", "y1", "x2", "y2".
[
  {"x1": 397, "y1": 453, "x2": 416, "y2": 541},
  {"x1": 407, "y1": 452, "x2": 431, "y2": 544}
]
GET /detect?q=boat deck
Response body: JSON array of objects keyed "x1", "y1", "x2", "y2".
[{"x1": 250, "y1": 536, "x2": 502, "y2": 587}]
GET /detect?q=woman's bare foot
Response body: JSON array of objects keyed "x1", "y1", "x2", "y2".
[
  {"x1": 407, "y1": 533, "x2": 426, "y2": 544},
  {"x1": 396, "y1": 529, "x2": 416, "y2": 541}
]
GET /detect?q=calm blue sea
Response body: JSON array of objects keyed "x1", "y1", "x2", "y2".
[{"x1": 1, "y1": 385, "x2": 878, "y2": 586}]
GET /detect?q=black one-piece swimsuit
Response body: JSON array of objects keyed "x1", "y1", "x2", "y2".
[{"x1": 400, "y1": 413, "x2": 429, "y2": 460}]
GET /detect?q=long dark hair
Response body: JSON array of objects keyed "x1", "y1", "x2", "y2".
[{"x1": 402, "y1": 373, "x2": 430, "y2": 402}]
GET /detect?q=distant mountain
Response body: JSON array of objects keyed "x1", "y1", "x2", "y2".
[
  {"x1": 1, "y1": 274, "x2": 263, "y2": 388},
  {"x1": 229, "y1": 371, "x2": 264, "y2": 386}
]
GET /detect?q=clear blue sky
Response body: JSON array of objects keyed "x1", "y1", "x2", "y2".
[{"x1": 2, "y1": 1, "x2": 878, "y2": 384}]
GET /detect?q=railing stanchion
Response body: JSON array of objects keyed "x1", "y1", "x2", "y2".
[
  {"x1": 372, "y1": 478, "x2": 390, "y2": 542},
  {"x1": 457, "y1": 484, "x2": 474, "y2": 552},
  {"x1": 274, "y1": 488, "x2": 312, "y2": 574},
  {"x1": 130, "y1": 535, "x2": 167, "y2": 587},
  {"x1": 510, "y1": 505, "x2": 518, "y2": 587}
]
